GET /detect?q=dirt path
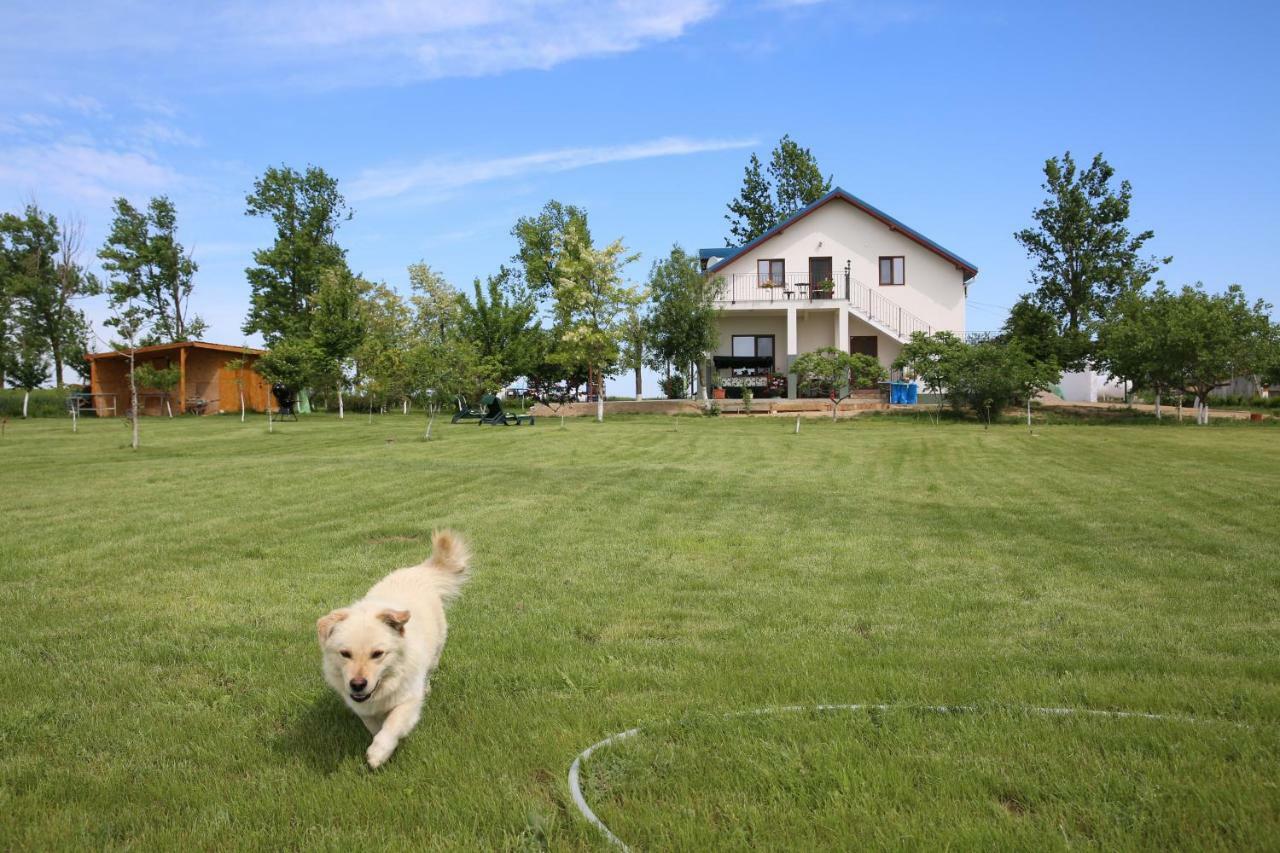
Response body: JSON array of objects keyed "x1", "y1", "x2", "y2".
[{"x1": 1036, "y1": 395, "x2": 1265, "y2": 421}]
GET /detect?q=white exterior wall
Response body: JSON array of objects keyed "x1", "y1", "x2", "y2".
[
  {"x1": 716, "y1": 313, "x2": 788, "y2": 372},
  {"x1": 709, "y1": 199, "x2": 968, "y2": 334}
]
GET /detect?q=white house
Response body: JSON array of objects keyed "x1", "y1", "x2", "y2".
[{"x1": 700, "y1": 187, "x2": 978, "y2": 398}]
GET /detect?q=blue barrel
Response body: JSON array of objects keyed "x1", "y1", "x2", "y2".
[{"x1": 904, "y1": 383, "x2": 918, "y2": 405}]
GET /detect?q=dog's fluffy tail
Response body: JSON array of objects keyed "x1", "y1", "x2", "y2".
[{"x1": 425, "y1": 529, "x2": 471, "y2": 601}]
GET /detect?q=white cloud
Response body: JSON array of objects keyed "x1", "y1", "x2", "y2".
[
  {"x1": 349, "y1": 135, "x2": 757, "y2": 201},
  {"x1": 0, "y1": 142, "x2": 182, "y2": 205},
  {"x1": 135, "y1": 120, "x2": 202, "y2": 148},
  {"x1": 3, "y1": 1, "x2": 721, "y2": 89}
]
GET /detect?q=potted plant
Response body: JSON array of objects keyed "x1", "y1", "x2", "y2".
[
  {"x1": 741, "y1": 385, "x2": 754, "y2": 413},
  {"x1": 711, "y1": 377, "x2": 726, "y2": 399},
  {"x1": 811, "y1": 277, "x2": 835, "y2": 299}
]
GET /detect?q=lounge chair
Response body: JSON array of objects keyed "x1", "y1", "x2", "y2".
[
  {"x1": 479, "y1": 393, "x2": 534, "y2": 426},
  {"x1": 450, "y1": 395, "x2": 486, "y2": 423}
]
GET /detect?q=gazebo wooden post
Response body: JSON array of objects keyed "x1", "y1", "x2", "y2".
[{"x1": 178, "y1": 346, "x2": 187, "y2": 414}]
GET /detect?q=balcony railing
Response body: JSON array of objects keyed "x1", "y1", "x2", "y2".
[{"x1": 716, "y1": 272, "x2": 934, "y2": 340}]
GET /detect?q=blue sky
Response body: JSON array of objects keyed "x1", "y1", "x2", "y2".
[{"x1": 3, "y1": 1, "x2": 1278, "y2": 392}]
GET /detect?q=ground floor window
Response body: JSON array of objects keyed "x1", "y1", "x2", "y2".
[{"x1": 731, "y1": 334, "x2": 774, "y2": 362}]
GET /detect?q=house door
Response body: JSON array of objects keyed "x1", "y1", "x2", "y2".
[
  {"x1": 850, "y1": 336, "x2": 878, "y2": 358},
  {"x1": 809, "y1": 257, "x2": 833, "y2": 298}
]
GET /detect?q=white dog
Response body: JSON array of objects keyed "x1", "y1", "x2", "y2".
[{"x1": 316, "y1": 530, "x2": 471, "y2": 769}]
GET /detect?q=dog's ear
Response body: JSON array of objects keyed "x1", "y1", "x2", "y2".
[
  {"x1": 378, "y1": 608, "x2": 411, "y2": 635},
  {"x1": 316, "y1": 608, "x2": 349, "y2": 643}
]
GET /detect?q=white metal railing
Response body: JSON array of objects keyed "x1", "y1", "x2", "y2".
[{"x1": 716, "y1": 272, "x2": 933, "y2": 341}]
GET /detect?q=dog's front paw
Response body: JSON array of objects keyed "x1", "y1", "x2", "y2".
[{"x1": 366, "y1": 741, "x2": 394, "y2": 769}]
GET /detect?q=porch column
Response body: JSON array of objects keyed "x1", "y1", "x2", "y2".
[
  {"x1": 836, "y1": 308, "x2": 849, "y2": 352},
  {"x1": 786, "y1": 305, "x2": 798, "y2": 399}
]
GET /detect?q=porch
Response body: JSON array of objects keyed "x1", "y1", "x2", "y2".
[{"x1": 710, "y1": 306, "x2": 904, "y2": 400}]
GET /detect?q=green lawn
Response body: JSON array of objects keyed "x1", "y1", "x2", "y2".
[{"x1": 2, "y1": 413, "x2": 1278, "y2": 850}]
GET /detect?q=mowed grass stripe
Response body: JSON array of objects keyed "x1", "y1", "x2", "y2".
[{"x1": 1, "y1": 413, "x2": 1277, "y2": 849}]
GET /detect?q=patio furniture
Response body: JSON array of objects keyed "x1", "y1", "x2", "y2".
[
  {"x1": 271, "y1": 384, "x2": 299, "y2": 421},
  {"x1": 479, "y1": 393, "x2": 534, "y2": 426},
  {"x1": 185, "y1": 397, "x2": 210, "y2": 415},
  {"x1": 451, "y1": 395, "x2": 485, "y2": 423}
]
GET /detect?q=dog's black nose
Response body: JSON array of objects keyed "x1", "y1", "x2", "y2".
[{"x1": 349, "y1": 677, "x2": 367, "y2": 692}]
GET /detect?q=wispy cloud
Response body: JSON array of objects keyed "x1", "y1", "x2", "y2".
[
  {"x1": 350, "y1": 136, "x2": 758, "y2": 201},
  {"x1": 3, "y1": 1, "x2": 721, "y2": 91},
  {"x1": 0, "y1": 142, "x2": 182, "y2": 205}
]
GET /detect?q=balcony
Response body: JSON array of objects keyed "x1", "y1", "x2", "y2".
[
  {"x1": 713, "y1": 272, "x2": 934, "y2": 341},
  {"x1": 716, "y1": 272, "x2": 848, "y2": 304}
]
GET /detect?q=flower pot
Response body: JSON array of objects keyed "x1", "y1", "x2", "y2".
[
  {"x1": 712, "y1": 388, "x2": 726, "y2": 400},
  {"x1": 1250, "y1": 412, "x2": 1263, "y2": 422}
]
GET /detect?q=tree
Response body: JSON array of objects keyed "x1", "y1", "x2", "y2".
[
  {"x1": 645, "y1": 246, "x2": 721, "y2": 401},
  {"x1": 725, "y1": 137, "x2": 830, "y2": 244},
  {"x1": 407, "y1": 262, "x2": 461, "y2": 342},
  {"x1": 892, "y1": 331, "x2": 966, "y2": 423},
  {"x1": 1096, "y1": 286, "x2": 1179, "y2": 417},
  {"x1": 243, "y1": 165, "x2": 350, "y2": 345},
  {"x1": 769, "y1": 134, "x2": 832, "y2": 219},
  {"x1": 133, "y1": 363, "x2": 180, "y2": 418},
  {"x1": 311, "y1": 268, "x2": 366, "y2": 419},
  {"x1": 945, "y1": 341, "x2": 1059, "y2": 427},
  {"x1": 254, "y1": 336, "x2": 328, "y2": 415},
  {"x1": 456, "y1": 267, "x2": 541, "y2": 389},
  {"x1": 724, "y1": 153, "x2": 777, "y2": 245},
  {"x1": 1161, "y1": 284, "x2": 1273, "y2": 425},
  {"x1": 352, "y1": 282, "x2": 415, "y2": 417},
  {"x1": 2, "y1": 205, "x2": 99, "y2": 387},
  {"x1": 106, "y1": 304, "x2": 150, "y2": 450},
  {"x1": 791, "y1": 347, "x2": 887, "y2": 421},
  {"x1": 1014, "y1": 151, "x2": 1168, "y2": 370},
  {"x1": 7, "y1": 342, "x2": 49, "y2": 418},
  {"x1": 98, "y1": 196, "x2": 206, "y2": 344},
  {"x1": 224, "y1": 349, "x2": 251, "y2": 422},
  {"x1": 511, "y1": 200, "x2": 591, "y2": 301},
  {"x1": 619, "y1": 303, "x2": 648, "y2": 401},
  {"x1": 552, "y1": 232, "x2": 641, "y2": 422}
]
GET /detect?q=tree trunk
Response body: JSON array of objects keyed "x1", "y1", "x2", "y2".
[
  {"x1": 423, "y1": 403, "x2": 436, "y2": 440},
  {"x1": 128, "y1": 351, "x2": 139, "y2": 450},
  {"x1": 165, "y1": 397, "x2": 173, "y2": 418},
  {"x1": 268, "y1": 399, "x2": 273, "y2": 433},
  {"x1": 53, "y1": 347, "x2": 64, "y2": 389},
  {"x1": 1154, "y1": 391, "x2": 1161, "y2": 420},
  {"x1": 337, "y1": 386, "x2": 344, "y2": 419},
  {"x1": 71, "y1": 403, "x2": 78, "y2": 433},
  {"x1": 22, "y1": 390, "x2": 29, "y2": 419},
  {"x1": 239, "y1": 389, "x2": 245, "y2": 423},
  {"x1": 596, "y1": 367, "x2": 604, "y2": 422},
  {"x1": 403, "y1": 399, "x2": 409, "y2": 415},
  {"x1": 795, "y1": 415, "x2": 801, "y2": 434},
  {"x1": 831, "y1": 400, "x2": 838, "y2": 421},
  {"x1": 634, "y1": 364, "x2": 642, "y2": 401},
  {"x1": 1026, "y1": 397, "x2": 1032, "y2": 431}
]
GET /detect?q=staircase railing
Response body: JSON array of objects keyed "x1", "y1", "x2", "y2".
[{"x1": 715, "y1": 272, "x2": 934, "y2": 340}]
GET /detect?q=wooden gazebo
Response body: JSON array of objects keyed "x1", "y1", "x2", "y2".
[{"x1": 85, "y1": 341, "x2": 270, "y2": 416}]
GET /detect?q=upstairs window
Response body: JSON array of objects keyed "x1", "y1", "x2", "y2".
[
  {"x1": 757, "y1": 259, "x2": 785, "y2": 283},
  {"x1": 879, "y1": 256, "x2": 905, "y2": 286}
]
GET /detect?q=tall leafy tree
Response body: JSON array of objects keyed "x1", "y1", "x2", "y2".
[
  {"x1": 725, "y1": 137, "x2": 830, "y2": 244},
  {"x1": 511, "y1": 200, "x2": 591, "y2": 301},
  {"x1": 310, "y1": 268, "x2": 366, "y2": 418},
  {"x1": 456, "y1": 267, "x2": 541, "y2": 388},
  {"x1": 1, "y1": 205, "x2": 99, "y2": 387},
  {"x1": 552, "y1": 231, "x2": 641, "y2": 422},
  {"x1": 243, "y1": 165, "x2": 350, "y2": 344},
  {"x1": 1015, "y1": 152, "x2": 1168, "y2": 370},
  {"x1": 645, "y1": 246, "x2": 720, "y2": 399},
  {"x1": 407, "y1": 261, "x2": 461, "y2": 342},
  {"x1": 618, "y1": 303, "x2": 648, "y2": 401},
  {"x1": 724, "y1": 153, "x2": 778, "y2": 245},
  {"x1": 769, "y1": 134, "x2": 832, "y2": 219},
  {"x1": 98, "y1": 196, "x2": 205, "y2": 344},
  {"x1": 1096, "y1": 286, "x2": 1178, "y2": 416}
]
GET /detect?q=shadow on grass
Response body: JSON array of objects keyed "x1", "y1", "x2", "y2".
[{"x1": 271, "y1": 692, "x2": 369, "y2": 773}]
